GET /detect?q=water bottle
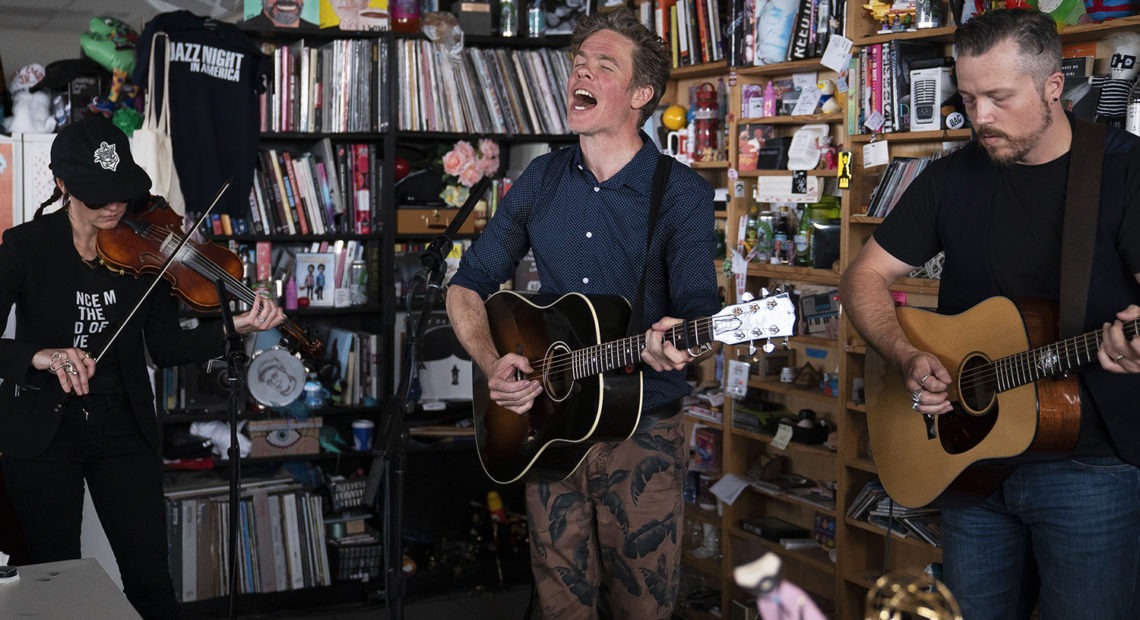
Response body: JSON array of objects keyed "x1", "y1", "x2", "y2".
[
  {"x1": 349, "y1": 259, "x2": 367, "y2": 305},
  {"x1": 526, "y1": 1, "x2": 545, "y2": 38},
  {"x1": 501, "y1": 0, "x2": 518, "y2": 37}
]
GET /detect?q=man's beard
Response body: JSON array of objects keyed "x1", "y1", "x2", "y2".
[
  {"x1": 270, "y1": 3, "x2": 302, "y2": 24},
  {"x1": 976, "y1": 99, "x2": 1053, "y2": 167}
]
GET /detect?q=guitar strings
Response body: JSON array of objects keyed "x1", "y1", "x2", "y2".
[
  {"x1": 520, "y1": 316, "x2": 719, "y2": 380},
  {"x1": 946, "y1": 320, "x2": 1139, "y2": 396}
]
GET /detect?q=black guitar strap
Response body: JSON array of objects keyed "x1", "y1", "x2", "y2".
[
  {"x1": 626, "y1": 154, "x2": 673, "y2": 338},
  {"x1": 1059, "y1": 119, "x2": 1106, "y2": 338}
]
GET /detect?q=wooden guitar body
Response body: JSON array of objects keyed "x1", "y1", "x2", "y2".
[
  {"x1": 866, "y1": 297, "x2": 1080, "y2": 508},
  {"x1": 474, "y1": 291, "x2": 643, "y2": 484}
]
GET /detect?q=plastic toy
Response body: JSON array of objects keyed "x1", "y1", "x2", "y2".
[{"x1": 3, "y1": 64, "x2": 56, "y2": 134}]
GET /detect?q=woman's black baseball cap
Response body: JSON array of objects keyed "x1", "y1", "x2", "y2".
[{"x1": 50, "y1": 117, "x2": 152, "y2": 204}]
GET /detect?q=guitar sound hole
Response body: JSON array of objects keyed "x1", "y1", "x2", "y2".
[
  {"x1": 958, "y1": 353, "x2": 997, "y2": 415},
  {"x1": 544, "y1": 343, "x2": 574, "y2": 402}
]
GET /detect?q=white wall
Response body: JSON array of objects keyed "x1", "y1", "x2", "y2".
[{"x1": 0, "y1": 30, "x2": 85, "y2": 82}]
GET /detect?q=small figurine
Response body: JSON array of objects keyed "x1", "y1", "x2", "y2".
[
  {"x1": 735, "y1": 553, "x2": 827, "y2": 620},
  {"x1": 1090, "y1": 31, "x2": 1140, "y2": 128},
  {"x1": 3, "y1": 64, "x2": 56, "y2": 134}
]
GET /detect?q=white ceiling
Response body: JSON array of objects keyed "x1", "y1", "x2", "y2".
[{"x1": 0, "y1": 0, "x2": 243, "y2": 34}]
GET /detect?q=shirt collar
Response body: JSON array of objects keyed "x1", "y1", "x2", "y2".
[{"x1": 569, "y1": 130, "x2": 664, "y2": 196}]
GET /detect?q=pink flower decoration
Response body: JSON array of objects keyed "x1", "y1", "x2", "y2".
[
  {"x1": 458, "y1": 162, "x2": 483, "y2": 187},
  {"x1": 478, "y1": 139, "x2": 499, "y2": 162}
]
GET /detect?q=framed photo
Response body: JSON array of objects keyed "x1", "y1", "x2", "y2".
[
  {"x1": 295, "y1": 252, "x2": 336, "y2": 307},
  {"x1": 243, "y1": 0, "x2": 320, "y2": 29}
]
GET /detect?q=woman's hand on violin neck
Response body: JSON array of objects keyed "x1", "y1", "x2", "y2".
[
  {"x1": 234, "y1": 295, "x2": 286, "y2": 334},
  {"x1": 34, "y1": 348, "x2": 95, "y2": 395}
]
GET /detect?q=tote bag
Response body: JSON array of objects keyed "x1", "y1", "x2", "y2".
[{"x1": 131, "y1": 32, "x2": 186, "y2": 214}]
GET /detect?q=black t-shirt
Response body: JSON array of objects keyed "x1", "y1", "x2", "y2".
[
  {"x1": 74, "y1": 258, "x2": 124, "y2": 394},
  {"x1": 133, "y1": 11, "x2": 268, "y2": 219},
  {"x1": 875, "y1": 146, "x2": 1140, "y2": 459}
]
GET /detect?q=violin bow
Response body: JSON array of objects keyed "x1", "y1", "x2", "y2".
[{"x1": 91, "y1": 178, "x2": 232, "y2": 364}]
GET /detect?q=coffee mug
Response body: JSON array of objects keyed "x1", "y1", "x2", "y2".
[{"x1": 352, "y1": 419, "x2": 375, "y2": 451}]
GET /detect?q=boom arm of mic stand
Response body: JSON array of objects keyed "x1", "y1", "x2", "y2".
[
  {"x1": 364, "y1": 177, "x2": 490, "y2": 617},
  {"x1": 418, "y1": 176, "x2": 491, "y2": 308}
]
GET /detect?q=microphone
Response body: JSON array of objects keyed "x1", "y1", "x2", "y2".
[{"x1": 417, "y1": 176, "x2": 492, "y2": 306}]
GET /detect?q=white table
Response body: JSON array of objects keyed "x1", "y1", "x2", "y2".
[{"x1": 0, "y1": 558, "x2": 140, "y2": 619}]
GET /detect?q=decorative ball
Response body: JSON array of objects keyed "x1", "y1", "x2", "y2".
[
  {"x1": 662, "y1": 104, "x2": 688, "y2": 130},
  {"x1": 394, "y1": 156, "x2": 411, "y2": 181}
]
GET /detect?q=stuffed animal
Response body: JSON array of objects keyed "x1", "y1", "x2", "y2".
[
  {"x1": 1091, "y1": 31, "x2": 1140, "y2": 128},
  {"x1": 3, "y1": 64, "x2": 56, "y2": 134},
  {"x1": 79, "y1": 17, "x2": 140, "y2": 118}
]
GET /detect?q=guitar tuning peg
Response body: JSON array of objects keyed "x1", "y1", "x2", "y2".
[
  {"x1": 762, "y1": 340, "x2": 775, "y2": 354},
  {"x1": 782, "y1": 337, "x2": 790, "y2": 350},
  {"x1": 741, "y1": 291, "x2": 755, "y2": 302},
  {"x1": 760, "y1": 287, "x2": 770, "y2": 298},
  {"x1": 749, "y1": 342, "x2": 758, "y2": 355}
]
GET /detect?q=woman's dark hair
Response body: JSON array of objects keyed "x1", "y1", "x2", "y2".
[{"x1": 570, "y1": 7, "x2": 671, "y2": 126}]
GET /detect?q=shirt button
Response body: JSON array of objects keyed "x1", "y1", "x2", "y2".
[
  {"x1": 586, "y1": 232, "x2": 593, "y2": 238},
  {"x1": 593, "y1": 186, "x2": 600, "y2": 192},
  {"x1": 582, "y1": 277, "x2": 589, "y2": 284}
]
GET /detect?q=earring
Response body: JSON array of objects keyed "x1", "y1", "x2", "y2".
[{"x1": 1052, "y1": 96, "x2": 1059, "y2": 102}]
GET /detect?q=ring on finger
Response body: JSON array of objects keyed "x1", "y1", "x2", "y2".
[
  {"x1": 919, "y1": 374, "x2": 929, "y2": 386},
  {"x1": 911, "y1": 389, "x2": 922, "y2": 403},
  {"x1": 912, "y1": 401, "x2": 920, "y2": 411},
  {"x1": 62, "y1": 361, "x2": 78, "y2": 376},
  {"x1": 1115, "y1": 354, "x2": 1125, "y2": 362}
]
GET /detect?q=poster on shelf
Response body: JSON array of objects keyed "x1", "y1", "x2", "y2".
[
  {"x1": 295, "y1": 252, "x2": 336, "y2": 307},
  {"x1": 243, "y1": 0, "x2": 320, "y2": 29},
  {"x1": 318, "y1": 0, "x2": 390, "y2": 30}
]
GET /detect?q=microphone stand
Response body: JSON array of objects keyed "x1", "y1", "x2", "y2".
[
  {"x1": 363, "y1": 177, "x2": 491, "y2": 620},
  {"x1": 215, "y1": 278, "x2": 249, "y2": 620}
]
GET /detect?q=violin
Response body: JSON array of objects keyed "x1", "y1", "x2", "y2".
[{"x1": 96, "y1": 196, "x2": 323, "y2": 357}]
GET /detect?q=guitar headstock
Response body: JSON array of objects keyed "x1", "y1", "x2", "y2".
[{"x1": 709, "y1": 292, "x2": 797, "y2": 347}]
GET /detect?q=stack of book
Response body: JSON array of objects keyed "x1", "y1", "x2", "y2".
[
  {"x1": 847, "y1": 480, "x2": 941, "y2": 546},
  {"x1": 164, "y1": 474, "x2": 333, "y2": 601},
  {"x1": 397, "y1": 42, "x2": 571, "y2": 136},
  {"x1": 260, "y1": 38, "x2": 379, "y2": 134},
  {"x1": 247, "y1": 138, "x2": 376, "y2": 236}
]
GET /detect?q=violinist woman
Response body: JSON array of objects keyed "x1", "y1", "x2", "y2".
[{"x1": 0, "y1": 117, "x2": 284, "y2": 619}]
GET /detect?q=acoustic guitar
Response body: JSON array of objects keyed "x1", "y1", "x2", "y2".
[
  {"x1": 866, "y1": 296, "x2": 1137, "y2": 508},
  {"x1": 475, "y1": 290, "x2": 797, "y2": 484}
]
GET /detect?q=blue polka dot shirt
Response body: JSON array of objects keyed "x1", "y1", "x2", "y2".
[{"x1": 450, "y1": 134, "x2": 720, "y2": 409}]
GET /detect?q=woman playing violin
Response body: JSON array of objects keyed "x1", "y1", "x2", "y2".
[{"x1": 0, "y1": 117, "x2": 284, "y2": 619}]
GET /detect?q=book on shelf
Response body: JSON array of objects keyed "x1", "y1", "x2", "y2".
[{"x1": 740, "y1": 516, "x2": 810, "y2": 542}]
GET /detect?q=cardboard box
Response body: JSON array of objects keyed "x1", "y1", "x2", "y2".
[
  {"x1": 396, "y1": 208, "x2": 477, "y2": 235},
  {"x1": 247, "y1": 417, "x2": 323, "y2": 457}
]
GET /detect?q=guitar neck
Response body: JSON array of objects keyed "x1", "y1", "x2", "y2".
[
  {"x1": 573, "y1": 317, "x2": 714, "y2": 379},
  {"x1": 995, "y1": 318, "x2": 1140, "y2": 391}
]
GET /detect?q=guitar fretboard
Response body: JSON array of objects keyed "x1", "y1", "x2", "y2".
[
  {"x1": 991, "y1": 319, "x2": 1140, "y2": 392},
  {"x1": 569, "y1": 317, "x2": 716, "y2": 379}
]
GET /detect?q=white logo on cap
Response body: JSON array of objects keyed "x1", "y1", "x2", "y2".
[{"x1": 93, "y1": 141, "x2": 120, "y2": 172}]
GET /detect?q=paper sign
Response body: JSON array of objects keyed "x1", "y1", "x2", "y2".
[
  {"x1": 863, "y1": 141, "x2": 890, "y2": 168},
  {"x1": 792, "y1": 88, "x2": 822, "y2": 116},
  {"x1": 709, "y1": 473, "x2": 751, "y2": 506},
  {"x1": 792, "y1": 72, "x2": 818, "y2": 90},
  {"x1": 771, "y1": 424, "x2": 794, "y2": 450},
  {"x1": 727, "y1": 360, "x2": 750, "y2": 398},
  {"x1": 821, "y1": 35, "x2": 853, "y2": 72},
  {"x1": 863, "y1": 109, "x2": 885, "y2": 133}
]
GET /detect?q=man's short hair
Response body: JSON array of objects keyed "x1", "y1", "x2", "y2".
[
  {"x1": 953, "y1": 8, "x2": 1062, "y2": 86},
  {"x1": 570, "y1": 7, "x2": 671, "y2": 126}
]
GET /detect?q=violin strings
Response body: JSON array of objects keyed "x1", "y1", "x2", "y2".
[{"x1": 135, "y1": 226, "x2": 304, "y2": 336}]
